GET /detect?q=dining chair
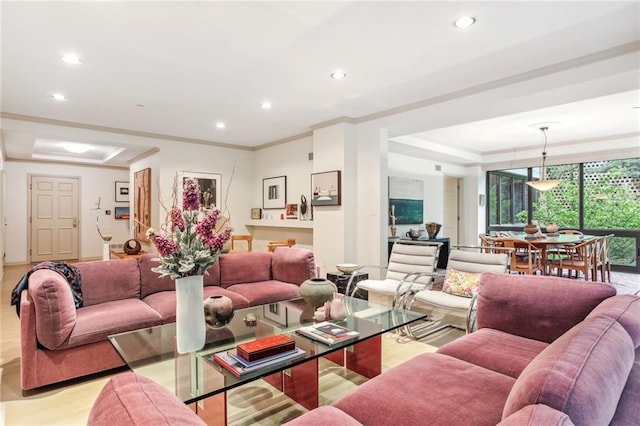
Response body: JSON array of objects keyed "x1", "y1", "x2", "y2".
[
  {"x1": 601, "y1": 234, "x2": 614, "y2": 283},
  {"x1": 348, "y1": 240, "x2": 442, "y2": 307},
  {"x1": 500, "y1": 239, "x2": 544, "y2": 275},
  {"x1": 230, "y1": 234, "x2": 253, "y2": 252},
  {"x1": 548, "y1": 239, "x2": 596, "y2": 280},
  {"x1": 402, "y1": 246, "x2": 512, "y2": 338},
  {"x1": 267, "y1": 238, "x2": 296, "y2": 252}
]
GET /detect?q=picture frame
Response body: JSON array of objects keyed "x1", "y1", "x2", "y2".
[
  {"x1": 114, "y1": 206, "x2": 130, "y2": 219},
  {"x1": 389, "y1": 176, "x2": 424, "y2": 225},
  {"x1": 251, "y1": 208, "x2": 262, "y2": 220},
  {"x1": 179, "y1": 171, "x2": 222, "y2": 210},
  {"x1": 311, "y1": 170, "x2": 341, "y2": 206},
  {"x1": 263, "y1": 176, "x2": 287, "y2": 209},
  {"x1": 115, "y1": 181, "x2": 129, "y2": 202},
  {"x1": 285, "y1": 203, "x2": 298, "y2": 219},
  {"x1": 263, "y1": 303, "x2": 288, "y2": 327}
]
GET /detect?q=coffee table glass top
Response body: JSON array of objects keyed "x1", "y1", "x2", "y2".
[{"x1": 109, "y1": 296, "x2": 425, "y2": 404}]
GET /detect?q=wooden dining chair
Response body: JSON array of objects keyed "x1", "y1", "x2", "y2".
[
  {"x1": 267, "y1": 238, "x2": 296, "y2": 252},
  {"x1": 548, "y1": 239, "x2": 596, "y2": 280},
  {"x1": 501, "y1": 239, "x2": 544, "y2": 275},
  {"x1": 230, "y1": 234, "x2": 253, "y2": 252}
]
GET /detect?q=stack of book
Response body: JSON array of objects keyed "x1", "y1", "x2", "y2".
[
  {"x1": 296, "y1": 321, "x2": 360, "y2": 345},
  {"x1": 212, "y1": 334, "x2": 305, "y2": 378}
]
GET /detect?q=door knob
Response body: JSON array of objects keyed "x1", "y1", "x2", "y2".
[{"x1": 73, "y1": 217, "x2": 78, "y2": 228}]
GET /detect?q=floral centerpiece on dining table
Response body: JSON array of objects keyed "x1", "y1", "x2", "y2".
[{"x1": 146, "y1": 177, "x2": 231, "y2": 353}]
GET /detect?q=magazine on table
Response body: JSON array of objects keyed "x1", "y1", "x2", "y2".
[
  {"x1": 210, "y1": 347, "x2": 306, "y2": 378},
  {"x1": 296, "y1": 321, "x2": 360, "y2": 345}
]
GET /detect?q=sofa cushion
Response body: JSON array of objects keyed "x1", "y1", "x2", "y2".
[
  {"x1": 271, "y1": 247, "x2": 316, "y2": 285},
  {"x1": 139, "y1": 253, "x2": 222, "y2": 297},
  {"x1": 62, "y1": 299, "x2": 163, "y2": 348},
  {"x1": 333, "y1": 353, "x2": 515, "y2": 425},
  {"x1": 498, "y1": 405, "x2": 574, "y2": 425},
  {"x1": 437, "y1": 328, "x2": 549, "y2": 378},
  {"x1": 74, "y1": 259, "x2": 141, "y2": 306},
  {"x1": 88, "y1": 372, "x2": 205, "y2": 425},
  {"x1": 219, "y1": 252, "x2": 272, "y2": 287},
  {"x1": 283, "y1": 406, "x2": 362, "y2": 425},
  {"x1": 143, "y1": 287, "x2": 250, "y2": 323},
  {"x1": 610, "y1": 347, "x2": 640, "y2": 425},
  {"x1": 477, "y1": 272, "x2": 616, "y2": 343},
  {"x1": 442, "y1": 268, "x2": 481, "y2": 297},
  {"x1": 502, "y1": 317, "x2": 634, "y2": 425},
  {"x1": 226, "y1": 281, "x2": 301, "y2": 306},
  {"x1": 586, "y1": 294, "x2": 640, "y2": 347},
  {"x1": 29, "y1": 270, "x2": 77, "y2": 350}
]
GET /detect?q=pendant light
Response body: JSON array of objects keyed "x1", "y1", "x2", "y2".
[{"x1": 526, "y1": 126, "x2": 562, "y2": 191}]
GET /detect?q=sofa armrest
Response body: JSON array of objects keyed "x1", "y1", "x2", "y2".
[
  {"x1": 476, "y1": 272, "x2": 616, "y2": 343},
  {"x1": 271, "y1": 248, "x2": 316, "y2": 285},
  {"x1": 498, "y1": 405, "x2": 574, "y2": 425}
]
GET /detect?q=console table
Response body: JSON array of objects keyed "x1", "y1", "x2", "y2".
[
  {"x1": 326, "y1": 271, "x2": 369, "y2": 300},
  {"x1": 388, "y1": 237, "x2": 450, "y2": 270}
]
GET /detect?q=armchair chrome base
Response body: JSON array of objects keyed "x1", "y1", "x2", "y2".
[{"x1": 404, "y1": 319, "x2": 465, "y2": 340}]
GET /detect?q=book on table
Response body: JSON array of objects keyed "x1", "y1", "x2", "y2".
[
  {"x1": 236, "y1": 334, "x2": 296, "y2": 362},
  {"x1": 211, "y1": 347, "x2": 306, "y2": 378},
  {"x1": 296, "y1": 321, "x2": 360, "y2": 345}
]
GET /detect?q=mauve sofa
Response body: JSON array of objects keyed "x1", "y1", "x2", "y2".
[
  {"x1": 286, "y1": 272, "x2": 640, "y2": 425},
  {"x1": 19, "y1": 248, "x2": 316, "y2": 391}
]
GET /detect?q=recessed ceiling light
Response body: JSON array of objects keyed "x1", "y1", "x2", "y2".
[
  {"x1": 331, "y1": 70, "x2": 346, "y2": 80},
  {"x1": 261, "y1": 101, "x2": 272, "y2": 109},
  {"x1": 61, "y1": 142, "x2": 91, "y2": 154},
  {"x1": 52, "y1": 93, "x2": 67, "y2": 101},
  {"x1": 454, "y1": 16, "x2": 476, "y2": 28},
  {"x1": 61, "y1": 54, "x2": 82, "y2": 65},
  {"x1": 216, "y1": 122, "x2": 226, "y2": 129}
]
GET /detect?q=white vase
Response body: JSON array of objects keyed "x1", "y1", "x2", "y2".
[{"x1": 175, "y1": 275, "x2": 206, "y2": 354}]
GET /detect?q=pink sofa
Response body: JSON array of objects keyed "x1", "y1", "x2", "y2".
[
  {"x1": 287, "y1": 273, "x2": 640, "y2": 425},
  {"x1": 19, "y1": 248, "x2": 316, "y2": 391}
]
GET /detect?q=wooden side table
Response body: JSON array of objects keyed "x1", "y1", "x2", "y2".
[
  {"x1": 110, "y1": 250, "x2": 146, "y2": 260},
  {"x1": 326, "y1": 271, "x2": 369, "y2": 300}
]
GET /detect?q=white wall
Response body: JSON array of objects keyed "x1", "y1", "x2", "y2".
[{"x1": 4, "y1": 161, "x2": 129, "y2": 263}]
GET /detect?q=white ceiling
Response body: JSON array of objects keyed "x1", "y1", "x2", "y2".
[{"x1": 1, "y1": 1, "x2": 639, "y2": 167}]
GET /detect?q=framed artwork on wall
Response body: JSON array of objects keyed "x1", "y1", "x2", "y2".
[
  {"x1": 134, "y1": 168, "x2": 151, "y2": 240},
  {"x1": 285, "y1": 203, "x2": 298, "y2": 219},
  {"x1": 115, "y1": 181, "x2": 129, "y2": 202},
  {"x1": 179, "y1": 171, "x2": 222, "y2": 209},
  {"x1": 311, "y1": 170, "x2": 341, "y2": 206},
  {"x1": 114, "y1": 206, "x2": 130, "y2": 219},
  {"x1": 388, "y1": 176, "x2": 424, "y2": 225},
  {"x1": 251, "y1": 208, "x2": 262, "y2": 220},
  {"x1": 263, "y1": 176, "x2": 287, "y2": 209}
]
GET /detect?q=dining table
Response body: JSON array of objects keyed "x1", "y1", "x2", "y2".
[{"x1": 494, "y1": 233, "x2": 597, "y2": 275}]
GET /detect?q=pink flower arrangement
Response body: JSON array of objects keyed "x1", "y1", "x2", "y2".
[{"x1": 147, "y1": 178, "x2": 231, "y2": 279}]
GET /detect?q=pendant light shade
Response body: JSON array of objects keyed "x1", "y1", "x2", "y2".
[{"x1": 526, "y1": 126, "x2": 562, "y2": 191}]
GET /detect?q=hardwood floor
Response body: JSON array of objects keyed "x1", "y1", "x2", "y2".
[{"x1": 0, "y1": 264, "x2": 442, "y2": 425}]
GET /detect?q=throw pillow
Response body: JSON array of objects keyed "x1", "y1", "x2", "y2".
[{"x1": 442, "y1": 268, "x2": 482, "y2": 298}]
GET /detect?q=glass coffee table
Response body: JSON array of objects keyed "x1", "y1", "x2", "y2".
[{"x1": 109, "y1": 296, "x2": 425, "y2": 425}]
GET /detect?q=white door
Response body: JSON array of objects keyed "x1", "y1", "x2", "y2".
[
  {"x1": 30, "y1": 176, "x2": 80, "y2": 262},
  {"x1": 444, "y1": 177, "x2": 461, "y2": 245}
]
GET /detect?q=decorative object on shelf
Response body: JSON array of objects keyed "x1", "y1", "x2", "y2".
[
  {"x1": 311, "y1": 170, "x2": 341, "y2": 206},
  {"x1": 390, "y1": 204, "x2": 397, "y2": 236},
  {"x1": 300, "y1": 277, "x2": 337, "y2": 308},
  {"x1": 425, "y1": 222, "x2": 442, "y2": 239},
  {"x1": 526, "y1": 125, "x2": 563, "y2": 191},
  {"x1": 263, "y1": 175, "x2": 287, "y2": 209},
  {"x1": 329, "y1": 292, "x2": 347, "y2": 321},
  {"x1": 336, "y1": 263, "x2": 359, "y2": 274},
  {"x1": 546, "y1": 222, "x2": 559, "y2": 233},
  {"x1": 285, "y1": 203, "x2": 298, "y2": 219},
  {"x1": 251, "y1": 208, "x2": 262, "y2": 220},
  {"x1": 406, "y1": 228, "x2": 424, "y2": 240},
  {"x1": 115, "y1": 181, "x2": 129, "y2": 203},
  {"x1": 300, "y1": 194, "x2": 308, "y2": 220},
  {"x1": 146, "y1": 177, "x2": 231, "y2": 354},
  {"x1": 123, "y1": 239, "x2": 141, "y2": 255},
  {"x1": 204, "y1": 295, "x2": 234, "y2": 328}
]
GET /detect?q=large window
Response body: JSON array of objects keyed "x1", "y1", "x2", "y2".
[{"x1": 487, "y1": 157, "x2": 640, "y2": 272}]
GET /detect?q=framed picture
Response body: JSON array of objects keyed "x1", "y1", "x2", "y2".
[
  {"x1": 285, "y1": 203, "x2": 298, "y2": 219},
  {"x1": 114, "y1": 206, "x2": 130, "y2": 219},
  {"x1": 263, "y1": 303, "x2": 288, "y2": 327},
  {"x1": 389, "y1": 176, "x2": 423, "y2": 225},
  {"x1": 311, "y1": 170, "x2": 341, "y2": 206},
  {"x1": 179, "y1": 171, "x2": 222, "y2": 210},
  {"x1": 251, "y1": 208, "x2": 262, "y2": 220},
  {"x1": 263, "y1": 176, "x2": 287, "y2": 209},
  {"x1": 115, "y1": 181, "x2": 129, "y2": 202}
]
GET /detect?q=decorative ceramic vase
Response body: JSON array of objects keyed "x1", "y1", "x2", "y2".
[
  {"x1": 524, "y1": 224, "x2": 539, "y2": 235},
  {"x1": 175, "y1": 275, "x2": 206, "y2": 354},
  {"x1": 390, "y1": 225, "x2": 397, "y2": 237},
  {"x1": 425, "y1": 222, "x2": 442, "y2": 239},
  {"x1": 204, "y1": 295, "x2": 234, "y2": 328},
  {"x1": 546, "y1": 222, "x2": 559, "y2": 233},
  {"x1": 300, "y1": 278, "x2": 338, "y2": 308},
  {"x1": 406, "y1": 229, "x2": 423, "y2": 240},
  {"x1": 329, "y1": 292, "x2": 347, "y2": 321}
]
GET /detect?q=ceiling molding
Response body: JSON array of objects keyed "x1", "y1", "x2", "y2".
[
  {"x1": 254, "y1": 131, "x2": 314, "y2": 151},
  {"x1": 127, "y1": 147, "x2": 160, "y2": 165},
  {"x1": 0, "y1": 112, "x2": 253, "y2": 152},
  {"x1": 5, "y1": 156, "x2": 129, "y2": 170}
]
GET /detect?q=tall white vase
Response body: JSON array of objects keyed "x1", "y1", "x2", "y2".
[{"x1": 175, "y1": 275, "x2": 206, "y2": 354}]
